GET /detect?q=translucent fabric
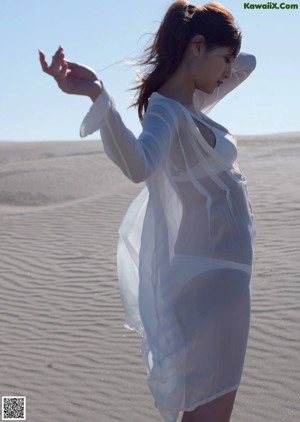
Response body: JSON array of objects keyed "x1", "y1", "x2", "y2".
[{"x1": 80, "y1": 52, "x2": 256, "y2": 422}]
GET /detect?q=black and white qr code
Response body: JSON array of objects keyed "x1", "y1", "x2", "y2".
[{"x1": 1, "y1": 397, "x2": 26, "y2": 421}]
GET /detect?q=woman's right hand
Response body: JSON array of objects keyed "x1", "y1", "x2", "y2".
[{"x1": 39, "y1": 46, "x2": 102, "y2": 102}]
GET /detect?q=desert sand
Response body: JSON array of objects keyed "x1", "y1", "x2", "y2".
[{"x1": 0, "y1": 134, "x2": 299, "y2": 421}]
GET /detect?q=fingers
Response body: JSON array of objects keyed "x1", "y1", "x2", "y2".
[
  {"x1": 58, "y1": 60, "x2": 68, "y2": 80},
  {"x1": 63, "y1": 61, "x2": 98, "y2": 81},
  {"x1": 51, "y1": 46, "x2": 65, "y2": 75},
  {"x1": 39, "y1": 47, "x2": 99, "y2": 82},
  {"x1": 38, "y1": 46, "x2": 102, "y2": 97},
  {"x1": 39, "y1": 49, "x2": 50, "y2": 74},
  {"x1": 38, "y1": 46, "x2": 65, "y2": 77}
]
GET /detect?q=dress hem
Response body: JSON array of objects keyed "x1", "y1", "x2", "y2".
[{"x1": 180, "y1": 383, "x2": 240, "y2": 413}]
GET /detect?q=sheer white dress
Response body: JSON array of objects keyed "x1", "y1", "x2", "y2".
[{"x1": 80, "y1": 52, "x2": 256, "y2": 422}]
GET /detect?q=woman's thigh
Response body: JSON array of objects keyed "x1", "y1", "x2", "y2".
[
  {"x1": 174, "y1": 269, "x2": 250, "y2": 393},
  {"x1": 181, "y1": 389, "x2": 238, "y2": 422}
]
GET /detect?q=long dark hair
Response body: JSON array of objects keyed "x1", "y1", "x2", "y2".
[{"x1": 131, "y1": 1, "x2": 242, "y2": 120}]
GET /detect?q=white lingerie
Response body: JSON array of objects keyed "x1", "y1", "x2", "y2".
[
  {"x1": 185, "y1": 109, "x2": 238, "y2": 163},
  {"x1": 80, "y1": 52, "x2": 256, "y2": 422}
]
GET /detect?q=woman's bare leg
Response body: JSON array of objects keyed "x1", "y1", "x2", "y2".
[{"x1": 181, "y1": 389, "x2": 238, "y2": 422}]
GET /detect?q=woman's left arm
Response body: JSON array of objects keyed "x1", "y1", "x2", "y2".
[{"x1": 194, "y1": 52, "x2": 256, "y2": 114}]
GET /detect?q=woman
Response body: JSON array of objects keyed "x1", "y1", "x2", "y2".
[{"x1": 39, "y1": 1, "x2": 256, "y2": 421}]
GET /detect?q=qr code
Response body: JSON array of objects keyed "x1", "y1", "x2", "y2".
[{"x1": 2, "y1": 397, "x2": 26, "y2": 421}]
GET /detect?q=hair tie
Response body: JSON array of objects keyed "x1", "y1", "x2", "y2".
[{"x1": 184, "y1": 3, "x2": 196, "y2": 20}]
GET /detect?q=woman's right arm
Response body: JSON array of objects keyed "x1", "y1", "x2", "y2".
[
  {"x1": 39, "y1": 46, "x2": 102, "y2": 101},
  {"x1": 39, "y1": 47, "x2": 176, "y2": 184},
  {"x1": 80, "y1": 86, "x2": 176, "y2": 183}
]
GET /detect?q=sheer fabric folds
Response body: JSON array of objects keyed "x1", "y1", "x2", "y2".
[{"x1": 80, "y1": 52, "x2": 256, "y2": 422}]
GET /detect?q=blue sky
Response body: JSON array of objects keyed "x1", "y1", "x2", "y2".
[{"x1": 0, "y1": 0, "x2": 299, "y2": 141}]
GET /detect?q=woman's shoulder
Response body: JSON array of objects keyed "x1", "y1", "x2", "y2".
[
  {"x1": 149, "y1": 92, "x2": 185, "y2": 110},
  {"x1": 147, "y1": 92, "x2": 187, "y2": 124}
]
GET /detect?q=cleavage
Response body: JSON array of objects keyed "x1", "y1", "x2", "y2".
[{"x1": 192, "y1": 118, "x2": 216, "y2": 149}]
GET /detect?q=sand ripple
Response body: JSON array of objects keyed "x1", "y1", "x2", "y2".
[{"x1": 0, "y1": 137, "x2": 300, "y2": 421}]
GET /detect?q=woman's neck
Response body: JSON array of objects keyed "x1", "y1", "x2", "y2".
[{"x1": 157, "y1": 63, "x2": 195, "y2": 106}]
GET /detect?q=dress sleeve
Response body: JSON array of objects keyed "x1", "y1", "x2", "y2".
[
  {"x1": 193, "y1": 52, "x2": 256, "y2": 114},
  {"x1": 80, "y1": 85, "x2": 176, "y2": 183}
]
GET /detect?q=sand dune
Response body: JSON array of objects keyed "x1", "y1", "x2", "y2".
[{"x1": 0, "y1": 134, "x2": 300, "y2": 421}]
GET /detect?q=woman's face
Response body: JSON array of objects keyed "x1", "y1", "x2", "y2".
[{"x1": 191, "y1": 45, "x2": 236, "y2": 94}]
